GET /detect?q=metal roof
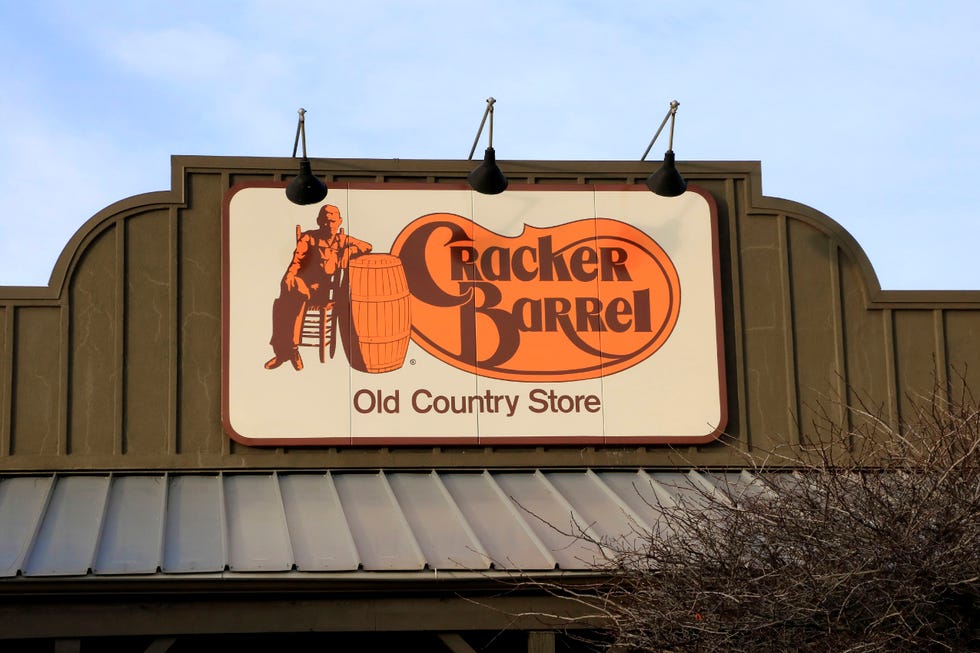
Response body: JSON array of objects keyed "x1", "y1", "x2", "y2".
[{"x1": 0, "y1": 469, "x2": 757, "y2": 578}]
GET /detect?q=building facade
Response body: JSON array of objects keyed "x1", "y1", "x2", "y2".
[{"x1": 1, "y1": 156, "x2": 978, "y2": 652}]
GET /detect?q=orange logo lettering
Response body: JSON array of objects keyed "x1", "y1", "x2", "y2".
[{"x1": 391, "y1": 214, "x2": 680, "y2": 381}]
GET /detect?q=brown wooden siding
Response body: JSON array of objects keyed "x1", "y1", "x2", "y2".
[{"x1": 1, "y1": 157, "x2": 978, "y2": 471}]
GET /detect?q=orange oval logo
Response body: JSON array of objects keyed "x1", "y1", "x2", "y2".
[{"x1": 391, "y1": 214, "x2": 680, "y2": 382}]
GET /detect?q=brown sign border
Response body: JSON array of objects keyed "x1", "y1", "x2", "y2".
[{"x1": 221, "y1": 181, "x2": 727, "y2": 447}]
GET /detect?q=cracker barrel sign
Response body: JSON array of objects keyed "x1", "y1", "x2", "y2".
[{"x1": 222, "y1": 183, "x2": 726, "y2": 445}]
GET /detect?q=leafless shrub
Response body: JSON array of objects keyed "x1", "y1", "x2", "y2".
[{"x1": 566, "y1": 386, "x2": 980, "y2": 652}]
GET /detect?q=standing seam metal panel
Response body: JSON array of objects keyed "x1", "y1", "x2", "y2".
[
  {"x1": 23, "y1": 475, "x2": 111, "y2": 576},
  {"x1": 278, "y1": 472, "x2": 360, "y2": 571},
  {"x1": 545, "y1": 471, "x2": 651, "y2": 552},
  {"x1": 0, "y1": 475, "x2": 53, "y2": 576},
  {"x1": 224, "y1": 473, "x2": 293, "y2": 572},
  {"x1": 162, "y1": 474, "x2": 225, "y2": 573},
  {"x1": 386, "y1": 472, "x2": 490, "y2": 570},
  {"x1": 94, "y1": 475, "x2": 167, "y2": 574},
  {"x1": 493, "y1": 471, "x2": 605, "y2": 570},
  {"x1": 331, "y1": 472, "x2": 426, "y2": 570},
  {"x1": 440, "y1": 471, "x2": 556, "y2": 570}
]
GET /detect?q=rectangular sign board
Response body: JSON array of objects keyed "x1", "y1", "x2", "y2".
[{"x1": 222, "y1": 182, "x2": 726, "y2": 446}]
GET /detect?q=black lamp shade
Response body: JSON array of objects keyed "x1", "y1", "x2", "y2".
[
  {"x1": 468, "y1": 147, "x2": 508, "y2": 195},
  {"x1": 286, "y1": 158, "x2": 328, "y2": 205},
  {"x1": 645, "y1": 150, "x2": 687, "y2": 197}
]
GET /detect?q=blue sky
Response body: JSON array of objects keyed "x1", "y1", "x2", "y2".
[{"x1": 1, "y1": 1, "x2": 978, "y2": 289}]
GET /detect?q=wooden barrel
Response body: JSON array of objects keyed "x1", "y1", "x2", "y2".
[{"x1": 348, "y1": 253, "x2": 412, "y2": 373}]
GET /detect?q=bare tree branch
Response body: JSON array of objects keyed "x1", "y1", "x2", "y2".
[{"x1": 534, "y1": 380, "x2": 980, "y2": 652}]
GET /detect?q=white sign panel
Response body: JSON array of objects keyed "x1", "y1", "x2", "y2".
[{"x1": 222, "y1": 183, "x2": 726, "y2": 446}]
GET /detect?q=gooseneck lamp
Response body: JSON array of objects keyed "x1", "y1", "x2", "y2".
[
  {"x1": 640, "y1": 100, "x2": 688, "y2": 197},
  {"x1": 285, "y1": 108, "x2": 329, "y2": 205},
  {"x1": 467, "y1": 97, "x2": 508, "y2": 195}
]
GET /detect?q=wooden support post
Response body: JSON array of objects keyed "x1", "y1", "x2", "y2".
[{"x1": 528, "y1": 631, "x2": 555, "y2": 653}]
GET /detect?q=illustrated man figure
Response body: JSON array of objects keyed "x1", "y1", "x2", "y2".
[{"x1": 265, "y1": 204, "x2": 372, "y2": 370}]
